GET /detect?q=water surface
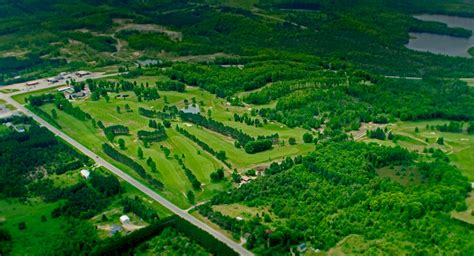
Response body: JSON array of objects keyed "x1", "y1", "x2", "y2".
[{"x1": 406, "y1": 14, "x2": 474, "y2": 57}]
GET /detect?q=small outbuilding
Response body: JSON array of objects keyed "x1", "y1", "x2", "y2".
[
  {"x1": 80, "y1": 169, "x2": 90, "y2": 179},
  {"x1": 120, "y1": 215, "x2": 130, "y2": 224},
  {"x1": 110, "y1": 224, "x2": 123, "y2": 235},
  {"x1": 297, "y1": 243, "x2": 307, "y2": 252},
  {"x1": 26, "y1": 81, "x2": 39, "y2": 86},
  {"x1": 76, "y1": 71, "x2": 90, "y2": 77},
  {"x1": 241, "y1": 176, "x2": 251, "y2": 182}
]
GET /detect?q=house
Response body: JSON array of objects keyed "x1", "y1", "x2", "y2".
[
  {"x1": 109, "y1": 224, "x2": 122, "y2": 235},
  {"x1": 47, "y1": 77, "x2": 59, "y2": 83},
  {"x1": 297, "y1": 243, "x2": 307, "y2": 253},
  {"x1": 120, "y1": 215, "x2": 130, "y2": 224},
  {"x1": 241, "y1": 176, "x2": 251, "y2": 182},
  {"x1": 71, "y1": 91, "x2": 86, "y2": 99},
  {"x1": 58, "y1": 86, "x2": 72, "y2": 92},
  {"x1": 80, "y1": 169, "x2": 90, "y2": 179},
  {"x1": 236, "y1": 216, "x2": 243, "y2": 221},
  {"x1": 26, "y1": 81, "x2": 39, "y2": 86},
  {"x1": 76, "y1": 71, "x2": 90, "y2": 77},
  {"x1": 65, "y1": 90, "x2": 88, "y2": 100}
]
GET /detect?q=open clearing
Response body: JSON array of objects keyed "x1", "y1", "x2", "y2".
[
  {"x1": 451, "y1": 191, "x2": 474, "y2": 224},
  {"x1": 361, "y1": 120, "x2": 474, "y2": 180},
  {"x1": 0, "y1": 200, "x2": 66, "y2": 255}
]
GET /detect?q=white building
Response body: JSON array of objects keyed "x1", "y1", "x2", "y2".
[
  {"x1": 80, "y1": 169, "x2": 90, "y2": 179},
  {"x1": 120, "y1": 215, "x2": 130, "y2": 224}
]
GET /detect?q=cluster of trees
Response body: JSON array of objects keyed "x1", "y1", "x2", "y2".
[
  {"x1": 103, "y1": 125, "x2": 129, "y2": 141},
  {"x1": 122, "y1": 196, "x2": 159, "y2": 223},
  {"x1": 176, "y1": 125, "x2": 229, "y2": 165},
  {"x1": 165, "y1": 60, "x2": 322, "y2": 97},
  {"x1": 433, "y1": 121, "x2": 464, "y2": 133},
  {"x1": 137, "y1": 128, "x2": 167, "y2": 143},
  {"x1": 87, "y1": 79, "x2": 160, "y2": 102},
  {"x1": 27, "y1": 94, "x2": 56, "y2": 106},
  {"x1": 265, "y1": 156, "x2": 302, "y2": 175},
  {"x1": 90, "y1": 172, "x2": 122, "y2": 197},
  {"x1": 244, "y1": 139, "x2": 273, "y2": 154},
  {"x1": 155, "y1": 80, "x2": 186, "y2": 92},
  {"x1": 134, "y1": 227, "x2": 207, "y2": 255},
  {"x1": 0, "y1": 123, "x2": 90, "y2": 198},
  {"x1": 53, "y1": 95, "x2": 91, "y2": 121},
  {"x1": 179, "y1": 112, "x2": 277, "y2": 154},
  {"x1": 138, "y1": 106, "x2": 178, "y2": 119},
  {"x1": 28, "y1": 93, "x2": 91, "y2": 121},
  {"x1": 146, "y1": 157, "x2": 158, "y2": 173},
  {"x1": 102, "y1": 143, "x2": 164, "y2": 190},
  {"x1": 367, "y1": 127, "x2": 388, "y2": 140},
  {"x1": 200, "y1": 141, "x2": 470, "y2": 254},
  {"x1": 52, "y1": 182, "x2": 108, "y2": 219},
  {"x1": 234, "y1": 113, "x2": 264, "y2": 127},
  {"x1": 63, "y1": 31, "x2": 116, "y2": 52},
  {"x1": 7, "y1": 0, "x2": 474, "y2": 84},
  {"x1": 0, "y1": 228, "x2": 12, "y2": 255},
  {"x1": 175, "y1": 156, "x2": 201, "y2": 190},
  {"x1": 408, "y1": 17, "x2": 472, "y2": 38},
  {"x1": 140, "y1": 87, "x2": 160, "y2": 101},
  {"x1": 95, "y1": 214, "x2": 235, "y2": 256},
  {"x1": 252, "y1": 78, "x2": 474, "y2": 130},
  {"x1": 210, "y1": 168, "x2": 225, "y2": 182},
  {"x1": 179, "y1": 112, "x2": 253, "y2": 146}
]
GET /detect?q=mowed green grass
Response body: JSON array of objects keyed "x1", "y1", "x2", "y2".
[
  {"x1": 11, "y1": 85, "x2": 64, "y2": 104},
  {"x1": 363, "y1": 120, "x2": 474, "y2": 181},
  {"x1": 0, "y1": 200, "x2": 67, "y2": 255},
  {"x1": 15, "y1": 77, "x2": 315, "y2": 208},
  {"x1": 41, "y1": 102, "x2": 225, "y2": 208},
  {"x1": 182, "y1": 124, "x2": 314, "y2": 168}
]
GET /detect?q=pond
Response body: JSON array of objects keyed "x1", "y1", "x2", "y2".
[{"x1": 406, "y1": 14, "x2": 474, "y2": 57}]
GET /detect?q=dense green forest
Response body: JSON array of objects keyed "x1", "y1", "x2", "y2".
[
  {"x1": 199, "y1": 141, "x2": 473, "y2": 254},
  {"x1": 2, "y1": 0, "x2": 474, "y2": 255},
  {"x1": 4, "y1": 0, "x2": 474, "y2": 84}
]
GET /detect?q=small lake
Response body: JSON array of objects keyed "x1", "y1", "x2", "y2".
[{"x1": 406, "y1": 14, "x2": 474, "y2": 57}]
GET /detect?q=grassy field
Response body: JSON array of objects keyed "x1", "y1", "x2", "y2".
[
  {"x1": 11, "y1": 85, "x2": 65, "y2": 104},
  {"x1": 327, "y1": 234, "x2": 412, "y2": 255},
  {"x1": 183, "y1": 124, "x2": 314, "y2": 168},
  {"x1": 16, "y1": 76, "x2": 314, "y2": 208},
  {"x1": 39, "y1": 101, "x2": 229, "y2": 208},
  {"x1": 362, "y1": 120, "x2": 474, "y2": 181},
  {"x1": 0, "y1": 124, "x2": 11, "y2": 136},
  {"x1": 376, "y1": 166, "x2": 423, "y2": 186},
  {"x1": 0, "y1": 200, "x2": 67, "y2": 255},
  {"x1": 0, "y1": 88, "x2": 20, "y2": 94},
  {"x1": 0, "y1": 164, "x2": 173, "y2": 254}
]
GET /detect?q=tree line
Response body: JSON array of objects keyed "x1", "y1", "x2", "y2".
[
  {"x1": 102, "y1": 143, "x2": 164, "y2": 190},
  {"x1": 176, "y1": 125, "x2": 229, "y2": 167}
]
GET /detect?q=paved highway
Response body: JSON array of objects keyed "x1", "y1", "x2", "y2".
[
  {"x1": 0, "y1": 86, "x2": 252, "y2": 256},
  {"x1": 3, "y1": 72, "x2": 123, "y2": 96}
]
